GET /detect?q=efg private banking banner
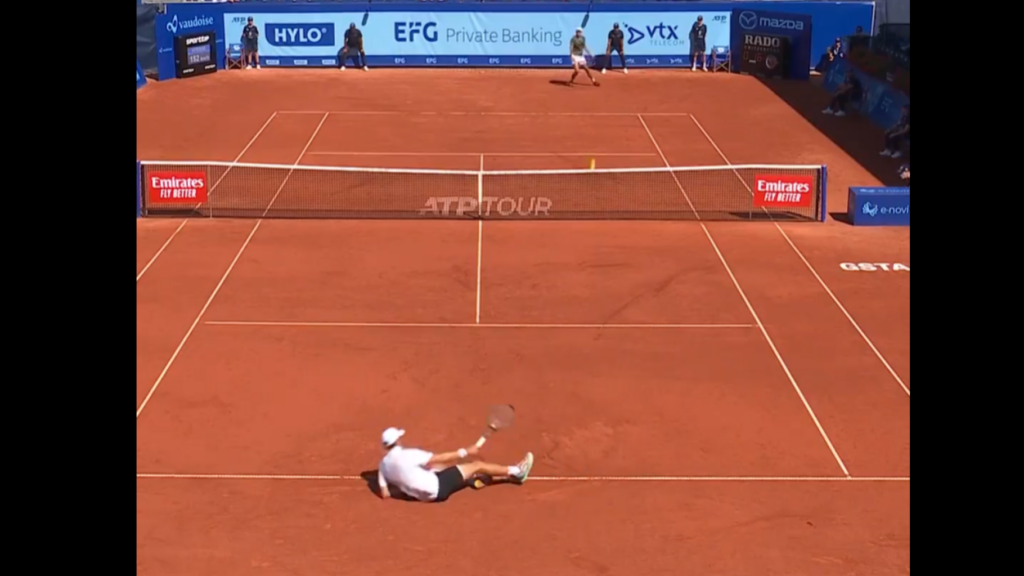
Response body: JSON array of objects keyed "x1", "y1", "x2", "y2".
[
  {"x1": 156, "y1": 2, "x2": 873, "y2": 79},
  {"x1": 222, "y1": 11, "x2": 731, "y2": 68}
]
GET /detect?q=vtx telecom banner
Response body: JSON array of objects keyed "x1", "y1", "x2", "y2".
[
  {"x1": 223, "y1": 11, "x2": 731, "y2": 67},
  {"x1": 729, "y1": 8, "x2": 811, "y2": 80}
]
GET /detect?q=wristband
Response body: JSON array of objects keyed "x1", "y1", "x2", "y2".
[{"x1": 458, "y1": 448, "x2": 468, "y2": 458}]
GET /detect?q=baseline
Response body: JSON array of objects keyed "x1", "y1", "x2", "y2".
[
  {"x1": 276, "y1": 110, "x2": 692, "y2": 117},
  {"x1": 688, "y1": 114, "x2": 909, "y2": 397},
  {"x1": 637, "y1": 113, "x2": 850, "y2": 477},
  {"x1": 138, "y1": 472, "x2": 908, "y2": 482},
  {"x1": 204, "y1": 321, "x2": 753, "y2": 329}
]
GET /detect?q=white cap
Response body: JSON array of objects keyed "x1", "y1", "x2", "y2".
[
  {"x1": 381, "y1": 427, "x2": 405, "y2": 447},
  {"x1": 576, "y1": 27, "x2": 583, "y2": 32}
]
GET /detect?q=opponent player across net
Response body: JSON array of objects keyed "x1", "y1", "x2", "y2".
[{"x1": 569, "y1": 27, "x2": 600, "y2": 87}]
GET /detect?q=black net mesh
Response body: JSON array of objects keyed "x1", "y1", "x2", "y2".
[{"x1": 139, "y1": 162, "x2": 824, "y2": 221}]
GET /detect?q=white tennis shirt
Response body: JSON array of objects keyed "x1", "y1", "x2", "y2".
[{"x1": 378, "y1": 446, "x2": 439, "y2": 501}]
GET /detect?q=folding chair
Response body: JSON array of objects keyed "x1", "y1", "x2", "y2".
[
  {"x1": 225, "y1": 43, "x2": 244, "y2": 70},
  {"x1": 711, "y1": 46, "x2": 731, "y2": 72}
]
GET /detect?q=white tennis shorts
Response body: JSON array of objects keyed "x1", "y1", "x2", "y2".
[{"x1": 571, "y1": 54, "x2": 587, "y2": 66}]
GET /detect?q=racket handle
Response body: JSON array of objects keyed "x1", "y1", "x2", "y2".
[{"x1": 475, "y1": 436, "x2": 487, "y2": 448}]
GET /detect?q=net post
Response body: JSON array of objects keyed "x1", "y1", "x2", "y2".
[
  {"x1": 136, "y1": 160, "x2": 142, "y2": 218},
  {"x1": 819, "y1": 164, "x2": 828, "y2": 222}
]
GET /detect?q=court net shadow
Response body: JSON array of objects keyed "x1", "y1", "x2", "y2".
[{"x1": 752, "y1": 75, "x2": 907, "y2": 187}]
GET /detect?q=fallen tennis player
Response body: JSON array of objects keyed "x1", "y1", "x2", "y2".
[
  {"x1": 377, "y1": 427, "x2": 534, "y2": 502},
  {"x1": 569, "y1": 27, "x2": 599, "y2": 87}
]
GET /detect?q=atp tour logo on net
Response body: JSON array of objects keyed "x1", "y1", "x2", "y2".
[
  {"x1": 265, "y1": 23, "x2": 336, "y2": 47},
  {"x1": 419, "y1": 197, "x2": 553, "y2": 217},
  {"x1": 147, "y1": 172, "x2": 208, "y2": 203},
  {"x1": 753, "y1": 174, "x2": 814, "y2": 208}
]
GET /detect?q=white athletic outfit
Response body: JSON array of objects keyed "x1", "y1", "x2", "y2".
[
  {"x1": 571, "y1": 54, "x2": 587, "y2": 65},
  {"x1": 378, "y1": 445, "x2": 442, "y2": 501}
]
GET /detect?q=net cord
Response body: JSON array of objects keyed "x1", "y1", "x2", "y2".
[{"x1": 139, "y1": 159, "x2": 825, "y2": 177}]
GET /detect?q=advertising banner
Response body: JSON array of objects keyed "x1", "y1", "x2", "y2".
[
  {"x1": 730, "y1": 8, "x2": 811, "y2": 80},
  {"x1": 136, "y1": 60, "x2": 147, "y2": 90},
  {"x1": 222, "y1": 11, "x2": 732, "y2": 68},
  {"x1": 823, "y1": 59, "x2": 909, "y2": 131}
]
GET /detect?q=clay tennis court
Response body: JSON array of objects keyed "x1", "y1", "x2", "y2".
[{"x1": 137, "y1": 70, "x2": 909, "y2": 575}]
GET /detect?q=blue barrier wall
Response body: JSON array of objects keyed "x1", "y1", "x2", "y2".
[
  {"x1": 847, "y1": 187, "x2": 909, "y2": 226},
  {"x1": 821, "y1": 58, "x2": 908, "y2": 130},
  {"x1": 156, "y1": 2, "x2": 873, "y2": 79},
  {"x1": 137, "y1": 60, "x2": 147, "y2": 90}
]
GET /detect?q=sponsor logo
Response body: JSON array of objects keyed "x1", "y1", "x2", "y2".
[
  {"x1": 166, "y1": 15, "x2": 214, "y2": 35},
  {"x1": 753, "y1": 174, "x2": 814, "y2": 208},
  {"x1": 395, "y1": 22, "x2": 438, "y2": 43},
  {"x1": 669, "y1": 58, "x2": 684, "y2": 64},
  {"x1": 147, "y1": 171, "x2": 208, "y2": 203},
  {"x1": 862, "y1": 202, "x2": 909, "y2": 217},
  {"x1": 265, "y1": 23, "x2": 335, "y2": 47},
  {"x1": 623, "y1": 23, "x2": 682, "y2": 46},
  {"x1": 738, "y1": 11, "x2": 804, "y2": 31},
  {"x1": 744, "y1": 34, "x2": 779, "y2": 48},
  {"x1": 418, "y1": 197, "x2": 553, "y2": 217},
  {"x1": 185, "y1": 35, "x2": 210, "y2": 46}
]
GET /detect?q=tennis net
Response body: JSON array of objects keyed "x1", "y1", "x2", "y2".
[{"x1": 137, "y1": 160, "x2": 827, "y2": 221}]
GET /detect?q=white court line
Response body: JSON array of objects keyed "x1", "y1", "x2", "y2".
[
  {"x1": 136, "y1": 111, "x2": 277, "y2": 277},
  {"x1": 138, "y1": 472, "x2": 908, "y2": 482},
  {"x1": 636, "y1": 115, "x2": 699, "y2": 219},
  {"x1": 136, "y1": 220, "x2": 187, "y2": 282},
  {"x1": 476, "y1": 154, "x2": 484, "y2": 324},
  {"x1": 204, "y1": 321, "x2": 753, "y2": 329},
  {"x1": 136, "y1": 222, "x2": 262, "y2": 418},
  {"x1": 261, "y1": 112, "x2": 330, "y2": 217},
  {"x1": 203, "y1": 111, "x2": 279, "y2": 217},
  {"x1": 304, "y1": 152, "x2": 658, "y2": 157},
  {"x1": 276, "y1": 110, "x2": 691, "y2": 117},
  {"x1": 688, "y1": 115, "x2": 909, "y2": 397},
  {"x1": 639, "y1": 114, "x2": 850, "y2": 477}
]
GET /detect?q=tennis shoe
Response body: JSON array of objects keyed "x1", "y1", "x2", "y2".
[
  {"x1": 601, "y1": 68, "x2": 607, "y2": 74},
  {"x1": 256, "y1": 65, "x2": 261, "y2": 69},
  {"x1": 246, "y1": 65, "x2": 252, "y2": 69},
  {"x1": 822, "y1": 108, "x2": 834, "y2": 114},
  {"x1": 890, "y1": 151, "x2": 902, "y2": 158},
  {"x1": 880, "y1": 149, "x2": 892, "y2": 156},
  {"x1": 512, "y1": 453, "x2": 534, "y2": 484},
  {"x1": 363, "y1": 66, "x2": 369, "y2": 71},
  {"x1": 834, "y1": 111, "x2": 846, "y2": 117},
  {"x1": 341, "y1": 66, "x2": 346, "y2": 71},
  {"x1": 702, "y1": 66, "x2": 708, "y2": 71},
  {"x1": 623, "y1": 68, "x2": 628, "y2": 74}
]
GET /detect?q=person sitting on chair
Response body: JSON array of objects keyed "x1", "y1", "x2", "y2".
[
  {"x1": 822, "y1": 70, "x2": 862, "y2": 117},
  {"x1": 881, "y1": 105, "x2": 910, "y2": 158}
]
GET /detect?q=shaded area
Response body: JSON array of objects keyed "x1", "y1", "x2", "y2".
[{"x1": 752, "y1": 76, "x2": 906, "y2": 193}]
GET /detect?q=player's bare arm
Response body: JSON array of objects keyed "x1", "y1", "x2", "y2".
[{"x1": 427, "y1": 444, "x2": 479, "y2": 467}]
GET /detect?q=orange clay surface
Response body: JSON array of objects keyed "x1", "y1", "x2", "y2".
[{"x1": 137, "y1": 70, "x2": 909, "y2": 575}]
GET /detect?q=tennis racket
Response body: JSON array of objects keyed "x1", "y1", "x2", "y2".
[
  {"x1": 361, "y1": 0, "x2": 372, "y2": 26},
  {"x1": 474, "y1": 404, "x2": 515, "y2": 448},
  {"x1": 584, "y1": 50, "x2": 596, "y2": 68},
  {"x1": 581, "y1": 0, "x2": 593, "y2": 28}
]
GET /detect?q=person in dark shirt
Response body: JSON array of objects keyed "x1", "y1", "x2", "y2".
[
  {"x1": 339, "y1": 23, "x2": 368, "y2": 71},
  {"x1": 815, "y1": 38, "x2": 844, "y2": 73},
  {"x1": 602, "y1": 23, "x2": 627, "y2": 75},
  {"x1": 823, "y1": 70, "x2": 862, "y2": 116},
  {"x1": 881, "y1": 105, "x2": 910, "y2": 158},
  {"x1": 241, "y1": 17, "x2": 260, "y2": 70},
  {"x1": 690, "y1": 16, "x2": 708, "y2": 71}
]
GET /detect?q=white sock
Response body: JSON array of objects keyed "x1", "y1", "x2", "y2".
[{"x1": 507, "y1": 466, "x2": 522, "y2": 476}]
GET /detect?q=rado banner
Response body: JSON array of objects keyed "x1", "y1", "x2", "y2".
[
  {"x1": 174, "y1": 31, "x2": 218, "y2": 79},
  {"x1": 739, "y1": 32, "x2": 791, "y2": 79}
]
